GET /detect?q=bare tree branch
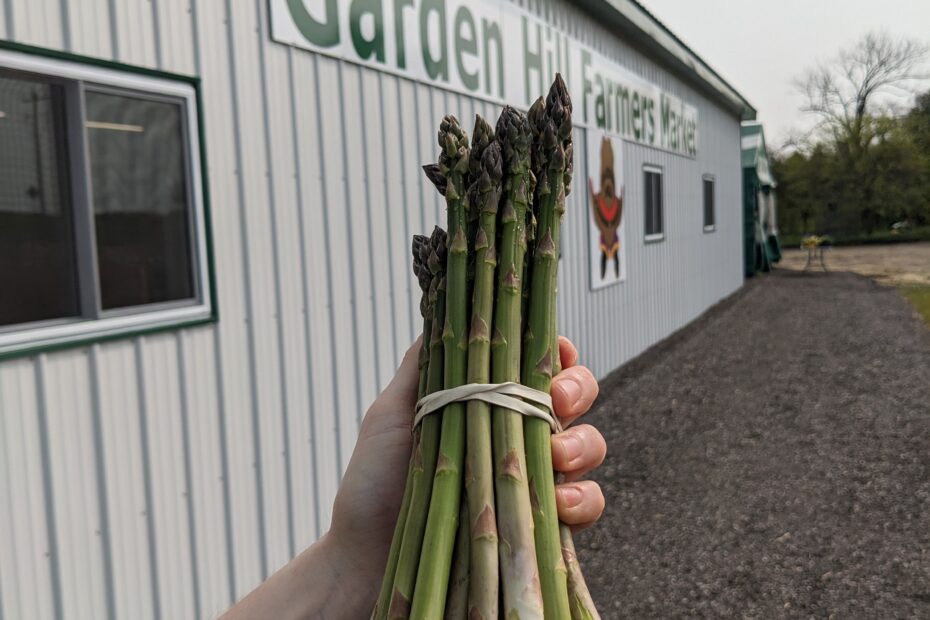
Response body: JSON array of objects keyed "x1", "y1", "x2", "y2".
[{"x1": 795, "y1": 30, "x2": 929, "y2": 151}]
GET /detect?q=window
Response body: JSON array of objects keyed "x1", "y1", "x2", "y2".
[
  {"x1": 703, "y1": 175, "x2": 715, "y2": 232},
  {"x1": 0, "y1": 46, "x2": 212, "y2": 357},
  {"x1": 643, "y1": 165, "x2": 663, "y2": 241}
]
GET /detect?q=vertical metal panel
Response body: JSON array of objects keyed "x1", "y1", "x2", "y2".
[
  {"x1": 196, "y1": 0, "x2": 264, "y2": 599},
  {"x1": 40, "y1": 351, "x2": 108, "y2": 618},
  {"x1": 0, "y1": 359, "x2": 55, "y2": 620},
  {"x1": 93, "y1": 341, "x2": 156, "y2": 620},
  {"x1": 0, "y1": 0, "x2": 745, "y2": 617},
  {"x1": 176, "y1": 327, "x2": 234, "y2": 617}
]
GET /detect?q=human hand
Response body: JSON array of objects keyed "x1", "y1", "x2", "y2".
[{"x1": 327, "y1": 336, "x2": 605, "y2": 609}]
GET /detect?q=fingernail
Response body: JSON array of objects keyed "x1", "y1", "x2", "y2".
[
  {"x1": 559, "y1": 433, "x2": 584, "y2": 464},
  {"x1": 560, "y1": 485, "x2": 584, "y2": 508},
  {"x1": 558, "y1": 377, "x2": 582, "y2": 407}
]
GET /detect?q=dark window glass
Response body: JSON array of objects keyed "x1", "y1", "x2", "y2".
[
  {"x1": 644, "y1": 169, "x2": 663, "y2": 236},
  {"x1": 0, "y1": 72, "x2": 79, "y2": 327},
  {"x1": 703, "y1": 178, "x2": 715, "y2": 228},
  {"x1": 85, "y1": 90, "x2": 195, "y2": 310}
]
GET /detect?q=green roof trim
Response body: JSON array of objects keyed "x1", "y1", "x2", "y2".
[
  {"x1": 741, "y1": 122, "x2": 775, "y2": 187},
  {"x1": 575, "y1": 0, "x2": 757, "y2": 120}
]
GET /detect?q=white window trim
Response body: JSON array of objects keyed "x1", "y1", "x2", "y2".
[
  {"x1": 643, "y1": 164, "x2": 664, "y2": 241},
  {"x1": 0, "y1": 47, "x2": 212, "y2": 357},
  {"x1": 702, "y1": 173, "x2": 716, "y2": 233}
]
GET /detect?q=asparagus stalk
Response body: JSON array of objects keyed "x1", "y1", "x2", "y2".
[
  {"x1": 491, "y1": 106, "x2": 544, "y2": 620},
  {"x1": 374, "y1": 235, "x2": 434, "y2": 619},
  {"x1": 561, "y1": 524, "x2": 599, "y2": 620},
  {"x1": 410, "y1": 116, "x2": 472, "y2": 620},
  {"x1": 389, "y1": 228, "x2": 448, "y2": 619},
  {"x1": 444, "y1": 498, "x2": 471, "y2": 620},
  {"x1": 523, "y1": 75, "x2": 573, "y2": 619},
  {"x1": 462, "y1": 116, "x2": 502, "y2": 620},
  {"x1": 549, "y1": 107, "x2": 598, "y2": 620}
]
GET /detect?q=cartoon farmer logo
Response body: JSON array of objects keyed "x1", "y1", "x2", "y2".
[{"x1": 589, "y1": 137, "x2": 623, "y2": 279}]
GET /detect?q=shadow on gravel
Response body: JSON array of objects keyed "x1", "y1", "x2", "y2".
[{"x1": 576, "y1": 270, "x2": 930, "y2": 619}]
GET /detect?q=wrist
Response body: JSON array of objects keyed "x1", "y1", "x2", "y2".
[{"x1": 314, "y1": 529, "x2": 381, "y2": 617}]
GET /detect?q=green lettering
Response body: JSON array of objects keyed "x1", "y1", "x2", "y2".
[
  {"x1": 481, "y1": 18, "x2": 504, "y2": 98},
  {"x1": 645, "y1": 99, "x2": 655, "y2": 143},
  {"x1": 420, "y1": 0, "x2": 448, "y2": 80},
  {"x1": 393, "y1": 0, "x2": 414, "y2": 68},
  {"x1": 606, "y1": 80, "x2": 614, "y2": 132},
  {"x1": 454, "y1": 6, "x2": 478, "y2": 91},
  {"x1": 594, "y1": 74, "x2": 605, "y2": 129},
  {"x1": 350, "y1": 0, "x2": 385, "y2": 62},
  {"x1": 660, "y1": 95, "x2": 670, "y2": 149},
  {"x1": 632, "y1": 92, "x2": 641, "y2": 140},
  {"x1": 616, "y1": 85, "x2": 629, "y2": 135},
  {"x1": 287, "y1": 0, "x2": 339, "y2": 47}
]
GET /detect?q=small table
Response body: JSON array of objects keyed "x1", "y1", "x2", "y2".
[{"x1": 803, "y1": 245, "x2": 828, "y2": 272}]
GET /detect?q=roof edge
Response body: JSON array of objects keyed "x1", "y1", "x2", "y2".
[{"x1": 573, "y1": 0, "x2": 757, "y2": 121}]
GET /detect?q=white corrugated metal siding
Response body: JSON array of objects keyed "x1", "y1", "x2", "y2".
[{"x1": 0, "y1": 0, "x2": 743, "y2": 617}]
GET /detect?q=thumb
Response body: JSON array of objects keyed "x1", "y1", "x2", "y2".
[
  {"x1": 359, "y1": 337, "x2": 422, "y2": 437},
  {"x1": 379, "y1": 337, "x2": 422, "y2": 406}
]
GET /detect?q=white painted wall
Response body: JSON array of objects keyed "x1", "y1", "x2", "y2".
[{"x1": 0, "y1": 0, "x2": 743, "y2": 617}]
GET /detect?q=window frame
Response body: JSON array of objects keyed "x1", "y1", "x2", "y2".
[
  {"x1": 0, "y1": 42, "x2": 215, "y2": 359},
  {"x1": 643, "y1": 164, "x2": 665, "y2": 243},
  {"x1": 702, "y1": 174, "x2": 716, "y2": 233}
]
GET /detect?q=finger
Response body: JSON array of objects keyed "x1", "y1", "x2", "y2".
[
  {"x1": 550, "y1": 424, "x2": 607, "y2": 479},
  {"x1": 555, "y1": 480, "x2": 605, "y2": 526},
  {"x1": 558, "y1": 336, "x2": 578, "y2": 370},
  {"x1": 550, "y1": 365, "x2": 599, "y2": 426}
]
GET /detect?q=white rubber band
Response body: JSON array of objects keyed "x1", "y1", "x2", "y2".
[{"x1": 414, "y1": 382, "x2": 562, "y2": 434}]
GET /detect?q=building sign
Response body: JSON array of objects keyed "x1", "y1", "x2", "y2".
[
  {"x1": 587, "y1": 130, "x2": 626, "y2": 289},
  {"x1": 271, "y1": 0, "x2": 698, "y2": 157}
]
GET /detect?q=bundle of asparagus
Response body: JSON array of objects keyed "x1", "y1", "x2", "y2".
[{"x1": 374, "y1": 75, "x2": 598, "y2": 620}]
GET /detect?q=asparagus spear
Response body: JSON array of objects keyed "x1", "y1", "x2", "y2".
[
  {"x1": 374, "y1": 235, "x2": 434, "y2": 619},
  {"x1": 443, "y1": 498, "x2": 471, "y2": 620},
  {"x1": 548, "y1": 105, "x2": 599, "y2": 620},
  {"x1": 560, "y1": 514, "x2": 600, "y2": 620},
  {"x1": 410, "y1": 116, "x2": 472, "y2": 620},
  {"x1": 491, "y1": 105, "x2": 544, "y2": 620},
  {"x1": 523, "y1": 75, "x2": 573, "y2": 619},
  {"x1": 389, "y1": 228, "x2": 448, "y2": 619},
  {"x1": 460, "y1": 116, "x2": 502, "y2": 620}
]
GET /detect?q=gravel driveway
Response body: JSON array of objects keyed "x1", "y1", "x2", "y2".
[{"x1": 575, "y1": 270, "x2": 930, "y2": 618}]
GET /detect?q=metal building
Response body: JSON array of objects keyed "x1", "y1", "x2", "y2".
[{"x1": 0, "y1": 1, "x2": 755, "y2": 617}]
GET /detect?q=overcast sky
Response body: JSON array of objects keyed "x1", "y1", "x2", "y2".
[{"x1": 639, "y1": 0, "x2": 930, "y2": 149}]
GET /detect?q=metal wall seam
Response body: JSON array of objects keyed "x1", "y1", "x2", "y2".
[
  {"x1": 133, "y1": 338, "x2": 161, "y2": 619},
  {"x1": 2, "y1": 0, "x2": 12, "y2": 39},
  {"x1": 336, "y1": 61, "x2": 379, "y2": 427},
  {"x1": 88, "y1": 345, "x2": 116, "y2": 620},
  {"x1": 389, "y1": 73, "x2": 421, "y2": 341},
  {"x1": 310, "y1": 53, "x2": 349, "y2": 481},
  {"x1": 253, "y1": 0, "x2": 297, "y2": 563},
  {"x1": 42, "y1": 351, "x2": 108, "y2": 617},
  {"x1": 284, "y1": 43, "x2": 324, "y2": 545},
  {"x1": 357, "y1": 67, "x2": 395, "y2": 390},
  {"x1": 317, "y1": 56, "x2": 361, "y2": 473},
  {"x1": 379, "y1": 72, "x2": 413, "y2": 361},
  {"x1": 174, "y1": 333, "x2": 203, "y2": 620},
  {"x1": 34, "y1": 356, "x2": 63, "y2": 620},
  {"x1": 0, "y1": 359, "x2": 55, "y2": 620},
  {"x1": 199, "y1": 0, "x2": 262, "y2": 597}
]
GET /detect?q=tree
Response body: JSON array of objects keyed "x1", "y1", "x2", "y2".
[
  {"x1": 791, "y1": 32, "x2": 930, "y2": 234},
  {"x1": 797, "y1": 31, "x2": 928, "y2": 154}
]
